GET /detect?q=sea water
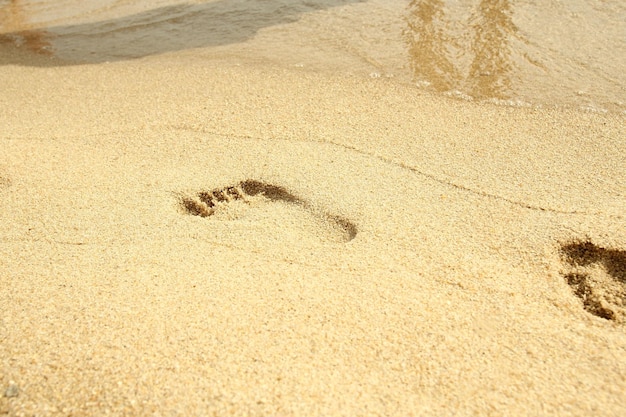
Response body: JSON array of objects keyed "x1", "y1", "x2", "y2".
[{"x1": 1, "y1": 0, "x2": 625, "y2": 113}]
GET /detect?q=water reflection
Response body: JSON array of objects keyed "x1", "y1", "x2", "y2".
[
  {"x1": 404, "y1": 0, "x2": 518, "y2": 101},
  {"x1": 404, "y1": 0, "x2": 459, "y2": 92},
  {"x1": 0, "y1": 0, "x2": 363, "y2": 66},
  {"x1": 468, "y1": 0, "x2": 517, "y2": 99},
  {"x1": 0, "y1": 0, "x2": 53, "y2": 55}
]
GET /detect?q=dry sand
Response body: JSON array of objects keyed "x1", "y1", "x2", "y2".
[{"x1": 1, "y1": 50, "x2": 625, "y2": 416}]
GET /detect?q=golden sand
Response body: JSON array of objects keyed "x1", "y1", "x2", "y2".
[{"x1": 1, "y1": 51, "x2": 625, "y2": 415}]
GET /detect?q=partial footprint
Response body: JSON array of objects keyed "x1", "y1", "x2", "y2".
[
  {"x1": 560, "y1": 239, "x2": 626, "y2": 323},
  {"x1": 180, "y1": 179, "x2": 357, "y2": 243}
]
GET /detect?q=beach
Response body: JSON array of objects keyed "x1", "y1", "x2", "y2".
[{"x1": 1, "y1": 1, "x2": 625, "y2": 415}]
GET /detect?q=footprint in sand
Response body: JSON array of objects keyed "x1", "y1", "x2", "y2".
[
  {"x1": 180, "y1": 179, "x2": 357, "y2": 243},
  {"x1": 560, "y1": 239, "x2": 626, "y2": 323}
]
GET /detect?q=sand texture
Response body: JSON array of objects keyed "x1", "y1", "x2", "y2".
[{"x1": 1, "y1": 55, "x2": 626, "y2": 416}]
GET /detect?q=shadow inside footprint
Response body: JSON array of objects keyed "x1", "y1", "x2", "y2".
[
  {"x1": 560, "y1": 239, "x2": 626, "y2": 322},
  {"x1": 240, "y1": 180, "x2": 301, "y2": 204},
  {"x1": 180, "y1": 179, "x2": 357, "y2": 243}
]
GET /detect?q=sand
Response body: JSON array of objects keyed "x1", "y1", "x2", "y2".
[{"x1": 1, "y1": 50, "x2": 625, "y2": 416}]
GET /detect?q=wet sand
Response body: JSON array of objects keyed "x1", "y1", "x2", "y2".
[{"x1": 1, "y1": 1, "x2": 626, "y2": 416}]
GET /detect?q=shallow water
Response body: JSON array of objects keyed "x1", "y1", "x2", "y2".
[{"x1": 1, "y1": 0, "x2": 625, "y2": 113}]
